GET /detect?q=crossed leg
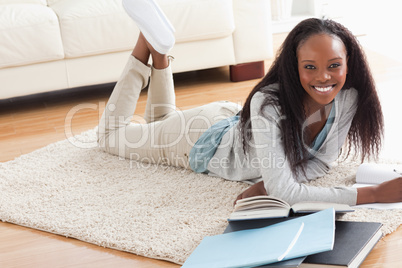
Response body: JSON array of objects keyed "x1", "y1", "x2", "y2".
[
  {"x1": 132, "y1": 32, "x2": 169, "y2": 70},
  {"x1": 97, "y1": 33, "x2": 240, "y2": 169},
  {"x1": 97, "y1": 33, "x2": 180, "y2": 162},
  {"x1": 97, "y1": 0, "x2": 241, "y2": 169},
  {"x1": 131, "y1": 33, "x2": 176, "y2": 124}
]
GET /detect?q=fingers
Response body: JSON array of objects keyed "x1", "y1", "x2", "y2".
[
  {"x1": 373, "y1": 177, "x2": 402, "y2": 203},
  {"x1": 233, "y1": 193, "x2": 243, "y2": 206},
  {"x1": 233, "y1": 181, "x2": 268, "y2": 206}
]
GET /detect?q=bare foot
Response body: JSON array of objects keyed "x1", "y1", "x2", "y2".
[
  {"x1": 143, "y1": 36, "x2": 169, "y2": 69},
  {"x1": 131, "y1": 33, "x2": 151, "y2": 66},
  {"x1": 132, "y1": 32, "x2": 169, "y2": 69}
]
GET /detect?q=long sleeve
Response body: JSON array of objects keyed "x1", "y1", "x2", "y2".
[
  {"x1": 249, "y1": 89, "x2": 357, "y2": 205},
  {"x1": 207, "y1": 84, "x2": 359, "y2": 206}
]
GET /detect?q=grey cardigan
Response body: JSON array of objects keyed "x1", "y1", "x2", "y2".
[{"x1": 207, "y1": 84, "x2": 358, "y2": 205}]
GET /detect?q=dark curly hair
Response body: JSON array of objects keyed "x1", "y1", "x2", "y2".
[{"x1": 239, "y1": 18, "x2": 383, "y2": 176}]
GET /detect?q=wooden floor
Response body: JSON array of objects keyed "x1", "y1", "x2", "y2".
[{"x1": 1, "y1": 33, "x2": 402, "y2": 267}]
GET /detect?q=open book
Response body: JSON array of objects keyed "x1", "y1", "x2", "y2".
[
  {"x1": 354, "y1": 163, "x2": 402, "y2": 187},
  {"x1": 228, "y1": 195, "x2": 353, "y2": 221},
  {"x1": 353, "y1": 163, "x2": 402, "y2": 209}
]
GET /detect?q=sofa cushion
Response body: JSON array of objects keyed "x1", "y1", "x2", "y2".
[
  {"x1": 161, "y1": 0, "x2": 235, "y2": 43},
  {"x1": 47, "y1": 0, "x2": 61, "y2": 5},
  {"x1": 0, "y1": 4, "x2": 64, "y2": 69},
  {"x1": 0, "y1": 0, "x2": 46, "y2": 5},
  {"x1": 51, "y1": 0, "x2": 137, "y2": 58},
  {"x1": 51, "y1": 0, "x2": 235, "y2": 59}
]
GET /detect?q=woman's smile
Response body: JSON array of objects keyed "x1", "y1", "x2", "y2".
[{"x1": 312, "y1": 84, "x2": 336, "y2": 93}]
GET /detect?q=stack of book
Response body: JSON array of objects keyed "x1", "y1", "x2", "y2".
[
  {"x1": 182, "y1": 206, "x2": 382, "y2": 268},
  {"x1": 182, "y1": 208, "x2": 338, "y2": 268},
  {"x1": 225, "y1": 217, "x2": 382, "y2": 268},
  {"x1": 182, "y1": 163, "x2": 399, "y2": 267}
]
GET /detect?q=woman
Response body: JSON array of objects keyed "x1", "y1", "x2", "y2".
[{"x1": 98, "y1": 0, "x2": 402, "y2": 206}]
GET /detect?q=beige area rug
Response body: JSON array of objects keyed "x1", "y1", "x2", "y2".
[{"x1": 0, "y1": 128, "x2": 401, "y2": 265}]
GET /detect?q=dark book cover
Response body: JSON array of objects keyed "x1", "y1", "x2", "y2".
[{"x1": 303, "y1": 221, "x2": 382, "y2": 267}]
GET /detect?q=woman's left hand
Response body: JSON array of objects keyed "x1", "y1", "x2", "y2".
[
  {"x1": 356, "y1": 177, "x2": 402, "y2": 204},
  {"x1": 234, "y1": 181, "x2": 267, "y2": 205}
]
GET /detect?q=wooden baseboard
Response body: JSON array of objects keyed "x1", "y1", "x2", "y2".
[{"x1": 229, "y1": 61, "x2": 265, "y2": 82}]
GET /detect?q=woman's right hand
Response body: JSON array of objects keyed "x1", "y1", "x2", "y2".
[
  {"x1": 234, "y1": 181, "x2": 267, "y2": 206},
  {"x1": 357, "y1": 177, "x2": 402, "y2": 204}
]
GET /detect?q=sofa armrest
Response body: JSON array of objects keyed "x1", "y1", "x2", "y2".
[{"x1": 232, "y1": 0, "x2": 274, "y2": 64}]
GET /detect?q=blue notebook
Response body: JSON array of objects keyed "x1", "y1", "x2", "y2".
[{"x1": 182, "y1": 209, "x2": 335, "y2": 268}]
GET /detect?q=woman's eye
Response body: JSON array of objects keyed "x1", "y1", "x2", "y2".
[
  {"x1": 305, "y1": 65, "x2": 315, "y2": 70},
  {"x1": 329, "y1": 63, "x2": 340, "y2": 68}
]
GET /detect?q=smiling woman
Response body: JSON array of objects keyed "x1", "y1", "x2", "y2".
[
  {"x1": 97, "y1": 0, "x2": 402, "y2": 212},
  {"x1": 234, "y1": 18, "x2": 399, "y2": 206}
]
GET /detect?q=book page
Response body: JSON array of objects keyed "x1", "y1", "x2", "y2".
[
  {"x1": 291, "y1": 202, "x2": 353, "y2": 213},
  {"x1": 235, "y1": 199, "x2": 287, "y2": 211},
  {"x1": 355, "y1": 163, "x2": 402, "y2": 185},
  {"x1": 234, "y1": 195, "x2": 290, "y2": 211},
  {"x1": 228, "y1": 207, "x2": 290, "y2": 221},
  {"x1": 230, "y1": 196, "x2": 292, "y2": 221},
  {"x1": 352, "y1": 202, "x2": 402, "y2": 210}
]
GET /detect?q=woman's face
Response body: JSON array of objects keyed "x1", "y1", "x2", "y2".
[{"x1": 297, "y1": 33, "x2": 348, "y2": 108}]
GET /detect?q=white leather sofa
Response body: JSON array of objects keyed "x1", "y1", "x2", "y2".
[{"x1": 0, "y1": 0, "x2": 273, "y2": 100}]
